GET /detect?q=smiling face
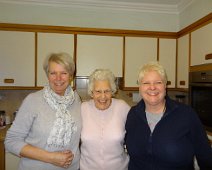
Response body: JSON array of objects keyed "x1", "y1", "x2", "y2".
[
  {"x1": 139, "y1": 70, "x2": 166, "y2": 107},
  {"x1": 48, "y1": 61, "x2": 72, "y2": 96},
  {"x1": 92, "y1": 80, "x2": 112, "y2": 110}
]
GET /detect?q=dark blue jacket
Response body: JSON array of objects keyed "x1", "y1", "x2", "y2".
[{"x1": 125, "y1": 96, "x2": 212, "y2": 170}]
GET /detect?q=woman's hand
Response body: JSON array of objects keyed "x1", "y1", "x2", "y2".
[
  {"x1": 20, "y1": 145, "x2": 74, "y2": 168},
  {"x1": 50, "y1": 150, "x2": 74, "y2": 168}
]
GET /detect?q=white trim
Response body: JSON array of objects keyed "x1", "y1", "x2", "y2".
[{"x1": 0, "y1": 0, "x2": 193, "y2": 14}]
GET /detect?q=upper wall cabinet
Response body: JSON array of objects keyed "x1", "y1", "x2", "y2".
[
  {"x1": 0, "y1": 31, "x2": 35, "y2": 87},
  {"x1": 159, "y1": 38, "x2": 176, "y2": 88},
  {"x1": 76, "y1": 35, "x2": 123, "y2": 77},
  {"x1": 191, "y1": 23, "x2": 212, "y2": 66},
  {"x1": 177, "y1": 34, "x2": 189, "y2": 88},
  {"x1": 125, "y1": 37, "x2": 157, "y2": 88},
  {"x1": 37, "y1": 33, "x2": 74, "y2": 86}
]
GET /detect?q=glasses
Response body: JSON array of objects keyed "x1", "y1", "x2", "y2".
[
  {"x1": 140, "y1": 81, "x2": 164, "y2": 87},
  {"x1": 92, "y1": 89, "x2": 112, "y2": 96}
]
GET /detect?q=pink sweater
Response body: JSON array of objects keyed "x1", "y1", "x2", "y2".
[{"x1": 80, "y1": 98, "x2": 130, "y2": 170}]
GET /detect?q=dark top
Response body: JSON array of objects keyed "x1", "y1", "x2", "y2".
[{"x1": 125, "y1": 96, "x2": 212, "y2": 170}]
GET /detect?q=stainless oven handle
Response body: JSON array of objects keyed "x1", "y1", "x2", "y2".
[{"x1": 189, "y1": 83, "x2": 212, "y2": 87}]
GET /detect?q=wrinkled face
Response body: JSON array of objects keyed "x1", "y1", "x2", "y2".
[
  {"x1": 48, "y1": 61, "x2": 71, "y2": 96},
  {"x1": 139, "y1": 70, "x2": 166, "y2": 107},
  {"x1": 92, "y1": 80, "x2": 112, "y2": 110}
]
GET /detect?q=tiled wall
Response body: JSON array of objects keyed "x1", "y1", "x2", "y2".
[
  {"x1": 0, "y1": 90, "x2": 37, "y2": 121},
  {"x1": 75, "y1": 77, "x2": 189, "y2": 106},
  {"x1": 0, "y1": 83, "x2": 188, "y2": 121}
]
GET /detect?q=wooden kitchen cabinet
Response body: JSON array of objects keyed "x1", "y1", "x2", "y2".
[
  {"x1": 159, "y1": 38, "x2": 176, "y2": 88},
  {"x1": 76, "y1": 34, "x2": 123, "y2": 77},
  {"x1": 37, "y1": 32, "x2": 75, "y2": 87},
  {"x1": 124, "y1": 36, "x2": 157, "y2": 88},
  {"x1": 191, "y1": 23, "x2": 212, "y2": 66},
  {"x1": 0, "y1": 140, "x2": 5, "y2": 170},
  {"x1": 177, "y1": 34, "x2": 189, "y2": 88},
  {"x1": 0, "y1": 31, "x2": 35, "y2": 87},
  {"x1": 0, "y1": 125, "x2": 20, "y2": 170},
  {"x1": 0, "y1": 125, "x2": 11, "y2": 170}
]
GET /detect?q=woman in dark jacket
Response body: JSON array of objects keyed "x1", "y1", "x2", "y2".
[{"x1": 125, "y1": 61, "x2": 212, "y2": 170}]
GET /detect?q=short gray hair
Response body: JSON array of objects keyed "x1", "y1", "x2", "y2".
[
  {"x1": 43, "y1": 52, "x2": 75, "y2": 76},
  {"x1": 137, "y1": 61, "x2": 167, "y2": 85},
  {"x1": 88, "y1": 69, "x2": 117, "y2": 96}
]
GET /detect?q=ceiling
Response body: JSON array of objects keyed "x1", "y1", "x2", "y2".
[{"x1": 0, "y1": 0, "x2": 194, "y2": 14}]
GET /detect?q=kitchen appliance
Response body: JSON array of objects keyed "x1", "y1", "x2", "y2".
[
  {"x1": 189, "y1": 70, "x2": 212, "y2": 132},
  {"x1": 175, "y1": 94, "x2": 186, "y2": 104}
]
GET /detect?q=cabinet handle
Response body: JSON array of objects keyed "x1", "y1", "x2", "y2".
[
  {"x1": 167, "y1": 81, "x2": 171, "y2": 85},
  {"x1": 205, "y1": 53, "x2": 212, "y2": 60},
  {"x1": 4, "y1": 79, "x2": 14, "y2": 84},
  {"x1": 179, "y1": 81, "x2": 185, "y2": 85}
]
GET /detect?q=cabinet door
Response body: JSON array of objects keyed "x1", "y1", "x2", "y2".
[
  {"x1": 76, "y1": 35, "x2": 123, "y2": 77},
  {"x1": 159, "y1": 38, "x2": 176, "y2": 88},
  {"x1": 191, "y1": 23, "x2": 212, "y2": 66},
  {"x1": 0, "y1": 31, "x2": 35, "y2": 87},
  {"x1": 37, "y1": 33, "x2": 74, "y2": 86},
  {"x1": 125, "y1": 37, "x2": 157, "y2": 87},
  {"x1": 177, "y1": 34, "x2": 189, "y2": 88}
]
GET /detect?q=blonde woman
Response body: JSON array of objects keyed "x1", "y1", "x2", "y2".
[
  {"x1": 125, "y1": 61, "x2": 212, "y2": 170},
  {"x1": 5, "y1": 53, "x2": 81, "y2": 170}
]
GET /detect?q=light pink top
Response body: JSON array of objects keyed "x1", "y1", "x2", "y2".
[{"x1": 80, "y1": 98, "x2": 130, "y2": 170}]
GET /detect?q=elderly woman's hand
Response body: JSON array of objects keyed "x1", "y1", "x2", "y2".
[{"x1": 50, "y1": 150, "x2": 74, "y2": 168}]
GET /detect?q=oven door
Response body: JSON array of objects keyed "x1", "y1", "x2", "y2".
[{"x1": 189, "y1": 83, "x2": 212, "y2": 132}]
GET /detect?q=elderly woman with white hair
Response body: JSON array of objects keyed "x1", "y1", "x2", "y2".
[{"x1": 80, "y1": 69, "x2": 130, "y2": 170}]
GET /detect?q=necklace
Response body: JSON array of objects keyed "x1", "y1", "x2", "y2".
[
  {"x1": 163, "y1": 105, "x2": 166, "y2": 113},
  {"x1": 146, "y1": 104, "x2": 166, "y2": 132},
  {"x1": 145, "y1": 104, "x2": 166, "y2": 114}
]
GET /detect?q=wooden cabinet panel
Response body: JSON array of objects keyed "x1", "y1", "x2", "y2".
[
  {"x1": 159, "y1": 38, "x2": 176, "y2": 88},
  {"x1": 0, "y1": 31, "x2": 35, "y2": 87},
  {"x1": 0, "y1": 140, "x2": 5, "y2": 170},
  {"x1": 76, "y1": 35, "x2": 123, "y2": 77},
  {"x1": 125, "y1": 37, "x2": 157, "y2": 87},
  {"x1": 191, "y1": 23, "x2": 212, "y2": 66},
  {"x1": 177, "y1": 34, "x2": 189, "y2": 88},
  {"x1": 37, "y1": 33, "x2": 74, "y2": 86}
]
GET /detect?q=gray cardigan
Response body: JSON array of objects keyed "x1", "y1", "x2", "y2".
[{"x1": 5, "y1": 89, "x2": 82, "y2": 170}]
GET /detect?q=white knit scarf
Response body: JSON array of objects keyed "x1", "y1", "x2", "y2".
[{"x1": 43, "y1": 84, "x2": 77, "y2": 148}]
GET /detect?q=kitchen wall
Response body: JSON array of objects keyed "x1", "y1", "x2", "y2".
[
  {"x1": 0, "y1": 1, "x2": 211, "y2": 32},
  {"x1": 0, "y1": 0, "x2": 205, "y2": 121},
  {"x1": 179, "y1": 0, "x2": 212, "y2": 30},
  {"x1": 0, "y1": 90, "x2": 35, "y2": 122},
  {"x1": 0, "y1": 87, "x2": 188, "y2": 122},
  {"x1": 0, "y1": 2, "x2": 178, "y2": 32}
]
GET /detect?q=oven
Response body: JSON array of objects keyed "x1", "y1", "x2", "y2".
[{"x1": 189, "y1": 70, "x2": 212, "y2": 133}]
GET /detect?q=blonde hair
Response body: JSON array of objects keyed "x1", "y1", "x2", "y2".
[
  {"x1": 43, "y1": 52, "x2": 75, "y2": 76},
  {"x1": 137, "y1": 61, "x2": 167, "y2": 85}
]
